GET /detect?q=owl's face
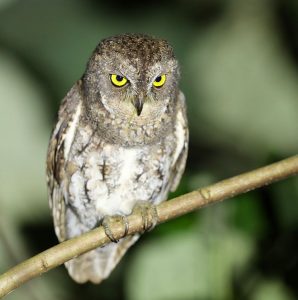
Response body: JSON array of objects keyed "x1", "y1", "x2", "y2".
[{"x1": 82, "y1": 34, "x2": 180, "y2": 128}]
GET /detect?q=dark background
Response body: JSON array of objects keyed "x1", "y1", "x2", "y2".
[{"x1": 0, "y1": 0, "x2": 297, "y2": 299}]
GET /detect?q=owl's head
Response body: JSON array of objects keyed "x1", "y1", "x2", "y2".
[{"x1": 82, "y1": 34, "x2": 180, "y2": 145}]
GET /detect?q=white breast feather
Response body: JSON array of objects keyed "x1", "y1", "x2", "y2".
[
  {"x1": 172, "y1": 109, "x2": 185, "y2": 166},
  {"x1": 95, "y1": 147, "x2": 140, "y2": 216},
  {"x1": 64, "y1": 102, "x2": 82, "y2": 159}
]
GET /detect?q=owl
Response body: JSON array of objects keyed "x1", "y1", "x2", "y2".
[{"x1": 46, "y1": 34, "x2": 188, "y2": 284}]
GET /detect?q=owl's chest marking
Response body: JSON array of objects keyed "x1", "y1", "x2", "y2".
[{"x1": 67, "y1": 125, "x2": 173, "y2": 229}]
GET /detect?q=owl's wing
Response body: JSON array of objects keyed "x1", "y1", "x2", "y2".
[
  {"x1": 46, "y1": 81, "x2": 83, "y2": 242},
  {"x1": 169, "y1": 91, "x2": 189, "y2": 192}
]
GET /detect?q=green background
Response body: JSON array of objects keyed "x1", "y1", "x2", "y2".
[{"x1": 0, "y1": 0, "x2": 297, "y2": 299}]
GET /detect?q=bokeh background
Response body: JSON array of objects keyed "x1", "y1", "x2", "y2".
[{"x1": 0, "y1": 0, "x2": 297, "y2": 299}]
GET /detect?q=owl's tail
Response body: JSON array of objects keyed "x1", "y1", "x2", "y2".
[{"x1": 64, "y1": 235, "x2": 139, "y2": 284}]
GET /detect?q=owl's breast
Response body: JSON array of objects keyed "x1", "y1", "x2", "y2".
[{"x1": 67, "y1": 129, "x2": 175, "y2": 230}]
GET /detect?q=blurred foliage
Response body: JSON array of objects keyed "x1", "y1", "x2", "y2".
[{"x1": 0, "y1": 0, "x2": 297, "y2": 299}]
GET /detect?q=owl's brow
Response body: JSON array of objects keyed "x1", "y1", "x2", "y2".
[{"x1": 103, "y1": 55, "x2": 137, "y2": 72}]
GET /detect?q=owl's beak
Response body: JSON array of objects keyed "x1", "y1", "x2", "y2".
[{"x1": 133, "y1": 99, "x2": 144, "y2": 116}]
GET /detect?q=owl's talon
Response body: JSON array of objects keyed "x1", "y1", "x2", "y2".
[
  {"x1": 102, "y1": 215, "x2": 129, "y2": 243},
  {"x1": 148, "y1": 204, "x2": 158, "y2": 231},
  {"x1": 133, "y1": 202, "x2": 159, "y2": 233}
]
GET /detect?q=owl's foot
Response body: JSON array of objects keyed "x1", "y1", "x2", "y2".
[
  {"x1": 132, "y1": 201, "x2": 159, "y2": 233},
  {"x1": 102, "y1": 215, "x2": 129, "y2": 243}
]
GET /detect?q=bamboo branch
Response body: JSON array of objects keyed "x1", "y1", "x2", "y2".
[{"x1": 0, "y1": 155, "x2": 298, "y2": 298}]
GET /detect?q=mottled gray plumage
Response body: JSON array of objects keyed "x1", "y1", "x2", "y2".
[{"x1": 46, "y1": 34, "x2": 188, "y2": 284}]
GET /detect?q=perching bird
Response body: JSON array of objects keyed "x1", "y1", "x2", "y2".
[{"x1": 46, "y1": 34, "x2": 188, "y2": 284}]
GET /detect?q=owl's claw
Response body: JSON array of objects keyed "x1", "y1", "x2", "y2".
[
  {"x1": 102, "y1": 215, "x2": 129, "y2": 243},
  {"x1": 133, "y1": 202, "x2": 159, "y2": 233},
  {"x1": 102, "y1": 203, "x2": 158, "y2": 242}
]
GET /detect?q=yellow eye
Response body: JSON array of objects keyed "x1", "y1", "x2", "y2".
[
  {"x1": 110, "y1": 74, "x2": 128, "y2": 87},
  {"x1": 153, "y1": 74, "x2": 166, "y2": 88}
]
